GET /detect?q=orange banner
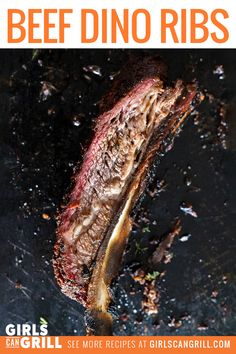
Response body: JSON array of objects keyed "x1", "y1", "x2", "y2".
[{"x1": 0, "y1": 336, "x2": 235, "y2": 354}]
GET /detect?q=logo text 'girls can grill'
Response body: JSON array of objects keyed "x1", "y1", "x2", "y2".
[{"x1": 5, "y1": 324, "x2": 62, "y2": 349}]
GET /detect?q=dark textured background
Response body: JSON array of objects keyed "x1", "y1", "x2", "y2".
[{"x1": 0, "y1": 50, "x2": 235, "y2": 336}]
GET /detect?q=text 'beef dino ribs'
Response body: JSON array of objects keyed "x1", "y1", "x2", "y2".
[{"x1": 53, "y1": 57, "x2": 202, "y2": 328}]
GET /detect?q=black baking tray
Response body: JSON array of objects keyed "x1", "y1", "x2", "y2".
[{"x1": 0, "y1": 49, "x2": 235, "y2": 335}]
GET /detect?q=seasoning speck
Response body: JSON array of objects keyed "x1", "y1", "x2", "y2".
[
  {"x1": 180, "y1": 202, "x2": 198, "y2": 218},
  {"x1": 39, "y1": 317, "x2": 48, "y2": 326},
  {"x1": 15, "y1": 280, "x2": 22, "y2": 289},
  {"x1": 42, "y1": 213, "x2": 50, "y2": 220},
  {"x1": 179, "y1": 234, "x2": 192, "y2": 242}
]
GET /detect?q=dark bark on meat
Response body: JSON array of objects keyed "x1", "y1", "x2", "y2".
[{"x1": 53, "y1": 57, "x2": 203, "y2": 329}]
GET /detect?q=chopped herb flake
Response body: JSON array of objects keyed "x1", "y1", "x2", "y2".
[{"x1": 39, "y1": 317, "x2": 48, "y2": 325}]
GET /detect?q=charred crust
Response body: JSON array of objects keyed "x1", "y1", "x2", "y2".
[{"x1": 52, "y1": 57, "x2": 203, "y2": 310}]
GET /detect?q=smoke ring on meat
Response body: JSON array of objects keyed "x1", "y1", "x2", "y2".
[{"x1": 53, "y1": 57, "x2": 203, "y2": 330}]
